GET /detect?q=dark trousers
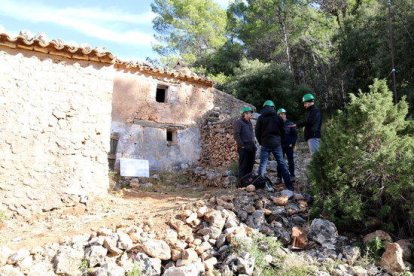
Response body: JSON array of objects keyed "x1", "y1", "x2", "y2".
[
  {"x1": 238, "y1": 148, "x2": 256, "y2": 178},
  {"x1": 277, "y1": 146, "x2": 295, "y2": 178}
]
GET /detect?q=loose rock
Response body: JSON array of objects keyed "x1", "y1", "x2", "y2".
[
  {"x1": 84, "y1": 245, "x2": 108, "y2": 267},
  {"x1": 363, "y1": 230, "x2": 392, "y2": 245},
  {"x1": 380, "y1": 243, "x2": 406, "y2": 273},
  {"x1": 308, "y1": 219, "x2": 338, "y2": 249},
  {"x1": 142, "y1": 239, "x2": 171, "y2": 260},
  {"x1": 132, "y1": 252, "x2": 162, "y2": 276},
  {"x1": 53, "y1": 246, "x2": 84, "y2": 274}
]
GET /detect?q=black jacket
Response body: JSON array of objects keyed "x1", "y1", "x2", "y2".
[
  {"x1": 282, "y1": 120, "x2": 298, "y2": 147},
  {"x1": 233, "y1": 118, "x2": 256, "y2": 152},
  {"x1": 297, "y1": 105, "x2": 322, "y2": 141},
  {"x1": 255, "y1": 106, "x2": 285, "y2": 147}
]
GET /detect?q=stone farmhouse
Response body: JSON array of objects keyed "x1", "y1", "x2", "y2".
[{"x1": 0, "y1": 31, "x2": 247, "y2": 216}]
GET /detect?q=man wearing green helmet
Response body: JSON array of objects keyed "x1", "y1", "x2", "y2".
[
  {"x1": 276, "y1": 108, "x2": 297, "y2": 183},
  {"x1": 255, "y1": 100, "x2": 294, "y2": 191},
  {"x1": 233, "y1": 106, "x2": 256, "y2": 180},
  {"x1": 291, "y1": 93, "x2": 322, "y2": 155}
]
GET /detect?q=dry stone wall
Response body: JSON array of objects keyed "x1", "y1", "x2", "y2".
[
  {"x1": 0, "y1": 48, "x2": 113, "y2": 217},
  {"x1": 200, "y1": 113, "x2": 239, "y2": 168}
]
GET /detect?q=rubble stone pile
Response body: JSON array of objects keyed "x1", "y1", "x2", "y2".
[
  {"x1": 0, "y1": 187, "x2": 412, "y2": 275},
  {"x1": 200, "y1": 111, "x2": 239, "y2": 168}
]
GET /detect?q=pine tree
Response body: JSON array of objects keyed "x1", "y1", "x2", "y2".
[{"x1": 310, "y1": 79, "x2": 414, "y2": 236}]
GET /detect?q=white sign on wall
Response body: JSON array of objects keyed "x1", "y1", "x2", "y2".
[{"x1": 120, "y1": 158, "x2": 150, "y2": 177}]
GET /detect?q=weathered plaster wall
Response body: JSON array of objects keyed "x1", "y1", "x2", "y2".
[
  {"x1": 111, "y1": 72, "x2": 250, "y2": 171},
  {"x1": 111, "y1": 122, "x2": 201, "y2": 171},
  {"x1": 112, "y1": 72, "x2": 214, "y2": 125},
  {"x1": 0, "y1": 48, "x2": 113, "y2": 216},
  {"x1": 111, "y1": 71, "x2": 215, "y2": 171}
]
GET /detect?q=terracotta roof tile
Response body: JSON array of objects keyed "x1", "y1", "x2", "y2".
[
  {"x1": 0, "y1": 31, "x2": 114, "y2": 63},
  {"x1": 0, "y1": 30, "x2": 213, "y2": 87}
]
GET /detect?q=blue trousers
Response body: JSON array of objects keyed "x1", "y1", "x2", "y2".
[
  {"x1": 308, "y1": 138, "x2": 320, "y2": 155},
  {"x1": 257, "y1": 146, "x2": 294, "y2": 191}
]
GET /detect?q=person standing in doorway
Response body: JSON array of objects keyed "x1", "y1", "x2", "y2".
[
  {"x1": 233, "y1": 106, "x2": 256, "y2": 180},
  {"x1": 255, "y1": 100, "x2": 294, "y2": 191},
  {"x1": 276, "y1": 108, "x2": 297, "y2": 183},
  {"x1": 291, "y1": 93, "x2": 322, "y2": 155}
]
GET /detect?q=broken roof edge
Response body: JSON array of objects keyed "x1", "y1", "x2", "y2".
[
  {"x1": 0, "y1": 30, "x2": 214, "y2": 87},
  {"x1": 114, "y1": 59, "x2": 214, "y2": 87}
]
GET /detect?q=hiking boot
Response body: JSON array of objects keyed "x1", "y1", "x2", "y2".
[{"x1": 264, "y1": 182, "x2": 275, "y2": 192}]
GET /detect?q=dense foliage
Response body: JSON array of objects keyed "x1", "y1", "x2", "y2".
[
  {"x1": 151, "y1": 0, "x2": 227, "y2": 65},
  {"x1": 152, "y1": 0, "x2": 414, "y2": 115},
  {"x1": 224, "y1": 58, "x2": 308, "y2": 120},
  {"x1": 309, "y1": 79, "x2": 414, "y2": 236}
]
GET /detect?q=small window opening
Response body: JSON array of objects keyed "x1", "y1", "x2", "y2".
[
  {"x1": 166, "y1": 129, "x2": 177, "y2": 145},
  {"x1": 156, "y1": 85, "x2": 168, "y2": 103},
  {"x1": 167, "y1": 130, "x2": 173, "y2": 142}
]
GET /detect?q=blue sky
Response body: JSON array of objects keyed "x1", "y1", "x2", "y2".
[{"x1": 0, "y1": 0, "x2": 230, "y2": 61}]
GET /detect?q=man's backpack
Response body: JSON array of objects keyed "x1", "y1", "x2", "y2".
[{"x1": 239, "y1": 173, "x2": 272, "y2": 189}]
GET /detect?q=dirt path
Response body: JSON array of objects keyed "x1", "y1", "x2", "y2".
[
  {"x1": 0, "y1": 143, "x2": 311, "y2": 251},
  {"x1": 0, "y1": 181, "x2": 234, "y2": 250}
]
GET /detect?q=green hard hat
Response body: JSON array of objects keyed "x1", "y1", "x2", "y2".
[
  {"x1": 277, "y1": 108, "x2": 287, "y2": 115},
  {"x1": 241, "y1": 106, "x2": 253, "y2": 114},
  {"x1": 302, "y1": 93, "x2": 315, "y2": 102},
  {"x1": 263, "y1": 100, "x2": 275, "y2": 107}
]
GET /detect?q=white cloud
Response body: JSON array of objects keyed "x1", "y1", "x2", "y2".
[
  {"x1": 0, "y1": 0, "x2": 155, "y2": 46},
  {"x1": 0, "y1": 24, "x2": 5, "y2": 33}
]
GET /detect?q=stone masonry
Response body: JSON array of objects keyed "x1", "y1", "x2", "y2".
[
  {"x1": 0, "y1": 30, "x2": 250, "y2": 217},
  {"x1": 0, "y1": 48, "x2": 113, "y2": 217}
]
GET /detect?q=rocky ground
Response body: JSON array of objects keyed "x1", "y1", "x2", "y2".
[{"x1": 0, "y1": 143, "x2": 412, "y2": 275}]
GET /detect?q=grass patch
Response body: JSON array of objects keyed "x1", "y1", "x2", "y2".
[
  {"x1": 127, "y1": 264, "x2": 142, "y2": 276},
  {"x1": 79, "y1": 259, "x2": 89, "y2": 270},
  {"x1": 231, "y1": 234, "x2": 317, "y2": 275}
]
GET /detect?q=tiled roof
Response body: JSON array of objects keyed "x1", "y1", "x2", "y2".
[
  {"x1": 114, "y1": 60, "x2": 214, "y2": 86},
  {"x1": 0, "y1": 30, "x2": 213, "y2": 87},
  {"x1": 0, "y1": 31, "x2": 114, "y2": 63}
]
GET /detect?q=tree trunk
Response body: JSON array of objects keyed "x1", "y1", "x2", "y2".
[{"x1": 281, "y1": 20, "x2": 293, "y2": 73}]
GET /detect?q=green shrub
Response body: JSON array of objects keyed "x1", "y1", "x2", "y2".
[
  {"x1": 309, "y1": 79, "x2": 414, "y2": 235},
  {"x1": 365, "y1": 237, "x2": 385, "y2": 260},
  {"x1": 223, "y1": 58, "x2": 308, "y2": 121}
]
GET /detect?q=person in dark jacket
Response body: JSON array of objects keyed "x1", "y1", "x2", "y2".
[
  {"x1": 291, "y1": 93, "x2": 322, "y2": 155},
  {"x1": 255, "y1": 100, "x2": 294, "y2": 191},
  {"x1": 233, "y1": 106, "x2": 256, "y2": 179},
  {"x1": 276, "y1": 108, "x2": 297, "y2": 183}
]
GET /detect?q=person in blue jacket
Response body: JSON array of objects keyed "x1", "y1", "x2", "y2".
[{"x1": 276, "y1": 108, "x2": 298, "y2": 183}]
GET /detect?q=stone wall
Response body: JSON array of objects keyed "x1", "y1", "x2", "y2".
[
  {"x1": 111, "y1": 72, "x2": 248, "y2": 171},
  {"x1": 0, "y1": 48, "x2": 113, "y2": 217},
  {"x1": 199, "y1": 114, "x2": 239, "y2": 168}
]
